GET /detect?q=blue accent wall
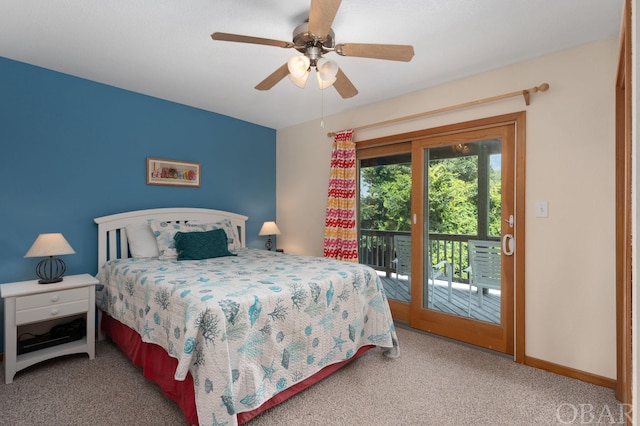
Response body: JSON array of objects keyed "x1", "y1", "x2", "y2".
[{"x1": 0, "y1": 57, "x2": 276, "y2": 351}]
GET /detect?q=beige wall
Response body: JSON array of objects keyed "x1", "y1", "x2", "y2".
[{"x1": 277, "y1": 38, "x2": 618, "y2": 379}]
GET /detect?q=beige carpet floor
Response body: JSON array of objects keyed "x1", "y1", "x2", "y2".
[{"x1": 0, "y1": 325, "x2": 625, "y2": 425}]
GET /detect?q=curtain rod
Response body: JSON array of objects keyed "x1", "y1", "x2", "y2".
[{"x1": 327, "y1": 82, "x2": 550, "y2": 138}]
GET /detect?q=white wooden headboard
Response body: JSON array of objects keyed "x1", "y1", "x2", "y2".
[{"x1": 94, "y1": 208, "x2": 248, "y2": 267}]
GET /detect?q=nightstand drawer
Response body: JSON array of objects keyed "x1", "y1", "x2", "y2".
[
  {"x1": 15, "y1": 287, "x2": 88, "y2": 311},
  {"x1": 16, "y1": 299, "x2": 89, "y2": 325}
]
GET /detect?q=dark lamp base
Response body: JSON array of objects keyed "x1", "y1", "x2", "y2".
[
  {"x1": 38, "y1": 277, "x2": 64, "y2": 285},
  {"x1": 35, "y1": 256, "x2": 67, "y2": 285}
]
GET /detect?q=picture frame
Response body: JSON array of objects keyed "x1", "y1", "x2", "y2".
[{"x1": 146, "y1": 157, "x2": 200, "y2": 187}]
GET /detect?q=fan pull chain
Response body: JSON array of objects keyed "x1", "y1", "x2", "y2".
[{"x1": 320, "y1": 86, "x2": 325, "y2": 128}]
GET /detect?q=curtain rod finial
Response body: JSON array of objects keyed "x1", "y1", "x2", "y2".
[
  {"x1": 523, "y1": 82, "x2": 550, "y2": 105},
  {"x1": 531, "y1": 83, "x2": 549, "y2": 93}
]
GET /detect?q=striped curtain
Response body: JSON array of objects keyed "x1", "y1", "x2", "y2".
[{"x1": 323, "y1": 129, "x2": 358, "y2": 262}]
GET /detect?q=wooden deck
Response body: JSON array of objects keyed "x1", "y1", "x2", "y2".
[{"x1": 380, "y1": 274, "x2": 500, "y2": 324}]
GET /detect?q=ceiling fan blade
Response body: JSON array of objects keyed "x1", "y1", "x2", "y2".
[
  {"x1": 308, "y1": 0, "x2": 342, "y2": 37},
  {"x1": 333, "y1": 68, "x2": 358, "y2": 99},
  {"x1": 255, "y1": 63, "x2": 290, "y2": 91},
  {"x1": 335, "y1": 43, "x2": 415, "y2": 62},
  {"x1": 211, "y1": 32, "x2": 294, "y2": 49}
]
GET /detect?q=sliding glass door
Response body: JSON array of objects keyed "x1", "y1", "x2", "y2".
[
  {"x1": 411, "y1": 125, "x2": 515, "y2": 354},
  {"x1": 356, "y1": 119, "x2": 520, "y2": 355}
]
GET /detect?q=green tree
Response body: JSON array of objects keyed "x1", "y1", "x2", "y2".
[
  {"x1": 360, "y1": 164, "x2": 411, "y2": 231},
  {"x1": 360, "y1": 154, "x2": 500, "y2": 236},
  {"x1": 488, "y1": 164, "x2": 502, "y2": 236},
  {"x1": 428, "y1": 157, "x2": 477, "y2": 235}
]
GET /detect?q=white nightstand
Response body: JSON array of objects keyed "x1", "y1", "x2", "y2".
[{"x1": 1, "y1": 273, "x2": 98, "y2": 384}]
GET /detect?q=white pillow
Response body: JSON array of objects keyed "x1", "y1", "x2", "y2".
[
  {"x1": 187, "y1": 219, "x2": 241, "y2": 251},
  {"x1": 148, "y1": 220, "x2": 210, "y2": 260},
  {"x1": 125, "y1": 223, "x2": 160, "y2": 258}
]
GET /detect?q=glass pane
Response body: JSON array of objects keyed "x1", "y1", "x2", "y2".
[
  {"x1": 424, "y1": 139, "x2": 501, "y2": 324},
  {"x1": 358, "y1": 153, "x2": 411, "y2": 303},
  {"x1": 488, "y1": 153, "x2": 502, "y2": 238}
]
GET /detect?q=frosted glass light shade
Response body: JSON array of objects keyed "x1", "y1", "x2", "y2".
[
  {"x1": 287, "y1": 55, "x2": 311, "y2": 78},
  {"x1": 289, "y1": 70, "x2": 310, "y2": 88},
  {"x1": 316, "y1": 58, "x2": 338, "y2": 81},
  {"x1": 316, "y1": 70, "x2": 337, "y2": 89}
]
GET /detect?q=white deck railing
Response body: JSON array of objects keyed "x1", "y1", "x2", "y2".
[{"x1": 359, "y1": 230, "x2": 498, "y2": 283}]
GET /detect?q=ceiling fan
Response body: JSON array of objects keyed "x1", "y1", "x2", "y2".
[{"x1": 211, "y1": 0, "x2": 414, "y2": 99}]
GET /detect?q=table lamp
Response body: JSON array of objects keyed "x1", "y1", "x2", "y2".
[
  {"x1": 24, "y1": 233, "x2": 76, "y2": 284},
  {"x1": 258, "y1": 221, "x2": 281, "y2": 251}
]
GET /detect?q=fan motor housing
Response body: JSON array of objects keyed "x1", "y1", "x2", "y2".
[{"x1": 292, "y1": 22, "x2": 335, "y2": 54}]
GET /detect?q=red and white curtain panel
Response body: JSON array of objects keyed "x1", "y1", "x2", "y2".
[{"x1": 323, "y1": 129, "x2": 358, "y2": 262}]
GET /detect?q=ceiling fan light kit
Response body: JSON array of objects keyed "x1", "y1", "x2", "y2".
[
  {"x1": 210, "y1": 0, "x2": 414, "y2": 98},
  {"x1": 287, "y1": 55, "x2": 311, "y2": 88},
  {"x1": 287, "y1": 55, "x2": 311, "y2": 78},
  {"x1": 289, "y1": 69, "x2": 310, "y2": 89},
  {"x1": 316, "y1": 71, "x2": 336, "y2": 90},
  {"x1": 316, "y1": 58, "x2": 338, "y2": 81}
]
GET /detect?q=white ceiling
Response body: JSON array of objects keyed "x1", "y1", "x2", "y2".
[{"x1": 0, "y1": 0, "x2": 624, "y2": 130}]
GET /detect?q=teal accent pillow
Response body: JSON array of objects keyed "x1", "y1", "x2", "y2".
[{"x1": 174, "y1": 229, "x2": 237, "y2": 260}]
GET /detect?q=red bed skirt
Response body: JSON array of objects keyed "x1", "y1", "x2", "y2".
[{"x1": 101, "y1": 312, "x2": 374, "y2": 425}]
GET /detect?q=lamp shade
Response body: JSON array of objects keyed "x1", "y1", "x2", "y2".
[
  {"x1": 287, "y1": 55, "x2": 311, "y2": 78},
  {"x1": 259, "y1": 221, "x2": 281, "y2": 236},
  {"x1": 288, "y1": 70, "x2": 310, "y2": 88},
  {"x1": 316, "y1": 58, "x2": 338, "y2": 81},
  {"x1": 24, "y1": 233, "x2": 75, "y2": 258},
  {"x1": 316, "y1": 70, "x2": 337, "y2": 89}
]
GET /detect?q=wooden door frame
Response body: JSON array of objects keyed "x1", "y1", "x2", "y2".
[
  {"x1": 614, "y1": 0, "x2": 632, "y2": 410},
  {"x1": 357, "y1": 112, "x2": 526, "y2": 361}
]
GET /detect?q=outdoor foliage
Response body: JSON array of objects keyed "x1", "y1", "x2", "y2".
[
  {"x1": 360, "y1": 164, "x2": 412, "y2": 232},
  {"x1": 360, "y1": 156, "x2": 501, "y2": 235},
  {"x1": 488, "y1": 155, "x2": 502, "y2": 236},
  {"x1": 359, "y1": 153, "x2": 501, "y2": 278},
  {"x1": 428, "y1": 157, "x2": 478, "y2": 235}
]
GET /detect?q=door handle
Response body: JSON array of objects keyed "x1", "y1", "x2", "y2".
[
  {"x1": 502, "y1": 234, "x2": 514, "y2": 256},
  {"x1": 504, "y1": 214, "x2": 514, "y2": 228}
]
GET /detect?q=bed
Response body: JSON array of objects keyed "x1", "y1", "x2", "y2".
[{"x1": 94, "y1": 208, "x2": 399, "y2": 426}]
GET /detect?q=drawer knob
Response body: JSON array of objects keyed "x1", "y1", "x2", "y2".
[
  {"x1": 51, "y1": 309, "x2": 59, "y2": 316},
  {"x1": 50, "y1": 296, "x2": 59, "y2": 302}
]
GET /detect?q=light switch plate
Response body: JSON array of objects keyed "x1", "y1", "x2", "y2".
[{"x1": 535, "y1": 201, "x2": 549, "y2": 218}]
